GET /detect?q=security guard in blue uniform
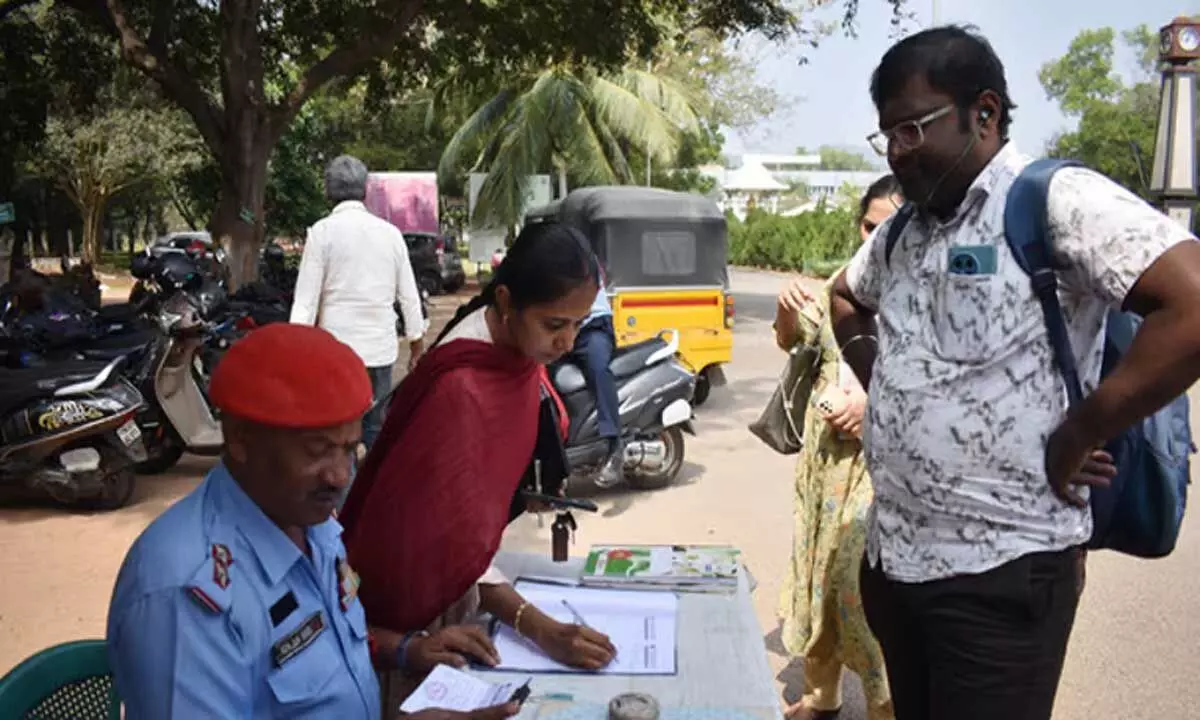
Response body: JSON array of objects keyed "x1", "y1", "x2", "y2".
[{"x1": 106, "y1": 323, "x2": 518, "y2": 720}]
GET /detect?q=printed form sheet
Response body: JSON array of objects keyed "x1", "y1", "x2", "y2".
[{"x1": 492, "y1": 581, "x2": 678, "y2": 675}]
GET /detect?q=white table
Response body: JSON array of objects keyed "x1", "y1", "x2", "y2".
[{"x1": 477, "y1": 552, "x2": 783, "y2": 720}]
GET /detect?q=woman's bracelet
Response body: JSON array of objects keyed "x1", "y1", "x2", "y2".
[
  {"x1": 513, "y1": 601, "x2": 531, "y2": 638},
  {"x1": 839, "y1": 334, "x2": 878, "y2": 355}
]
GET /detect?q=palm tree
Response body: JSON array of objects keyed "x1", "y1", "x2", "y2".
[{"x1": 437, "y1": 65, "x2": 701, "y2": 229}]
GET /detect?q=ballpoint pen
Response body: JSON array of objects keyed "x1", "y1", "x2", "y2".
[
  {"x1": 561, "y1": 599, "x2": 591, "y2": 628},
  {"x1": 561, "y1": 600, "x2": 619, "y2": 660}
]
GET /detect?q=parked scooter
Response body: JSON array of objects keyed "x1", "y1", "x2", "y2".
[
  {"x1": 548, "y1": 330, "x2": 695, "y2": 490},
  {"x1": 0, "y1": 357, "x2": 147, "y2": 510},
  {"x1": 124, "y1": 290, "x2": 227, "y2": 474}
]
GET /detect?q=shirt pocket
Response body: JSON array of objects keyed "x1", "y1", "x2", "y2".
[
  {"x1": 267, "y1": 615, "x2": 341, "y2": 708},
  {"x1": 930, "y1": 261, "x2": 1007, "y2": 363}
]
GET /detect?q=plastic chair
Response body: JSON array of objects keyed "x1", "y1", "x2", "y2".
[{"x1": 0, "y1": 640, "x2": 121, "y2": 720}]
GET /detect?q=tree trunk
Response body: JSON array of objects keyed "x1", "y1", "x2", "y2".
[
  {"x1": 557, "y1": 165, "x2": 568, "y2": 199},
  {"x1": 210, "y1": 125, "x2": 272, "y2": 289},
  {"x1": 81, "y1": 201, "x2": 104, "y2": 265}
]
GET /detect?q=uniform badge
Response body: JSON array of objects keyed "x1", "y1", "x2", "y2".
[
  {"x1": 211, "y1": 543, "x2": 234, "y2": 590},
  {"x1": 271, "y1": 611, "x2": 326, "y2": 668},
  {"x1": 337, "y1": 557, "x2": 360, "y2": 611},
  {"x1": 187, "y1": 586, "x2": 221, "y2": 614}
]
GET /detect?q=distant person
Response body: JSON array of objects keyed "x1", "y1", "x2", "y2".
[
  {"x1": 570, "y1": 270, "x2": 623, "y2": 486},
  {"x1": 106, "y1": 323, "x2": 517, "y2": 720},
  {"x1": 775, "y1": 175, "x2": 902, "y2": 720},
  {"x1": 833, "y1": 26, "x2": 1200, "y2": 720},
  {"x1": 291, "y1": 155, "x2": 426, "y2": 454}
]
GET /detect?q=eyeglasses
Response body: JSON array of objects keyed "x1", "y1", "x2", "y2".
[{"x1": 867, "y1": 104, "x2": 954, "y2": 157}]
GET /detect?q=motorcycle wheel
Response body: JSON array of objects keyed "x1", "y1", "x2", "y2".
[
  {"x1": 75, "y1": 450, "x2": 137, "y2": 511},
  {"x1": 692, "y1": 371, "x2": 711, "y2": 407},
  {"x1": 627, "y1": 426, "x2": 685, "y2": 491},
  {"x1": 419, "y1": 273, "x2": 443, "y2": 297},
  {"x1": 136, "y1": 434, "x2": 185, "y2": 475}
]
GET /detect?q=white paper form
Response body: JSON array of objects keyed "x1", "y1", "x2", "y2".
[
  {"x1": 400, "y1": 664, "x2": 530, "y2": 713},
  {"x1": 491, "y1": 581, "x2": 679, "y2": 675}
]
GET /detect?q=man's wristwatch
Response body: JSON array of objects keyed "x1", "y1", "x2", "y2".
[{"x1": 396, "y1": 630, "x2": 431, "y2": 671}]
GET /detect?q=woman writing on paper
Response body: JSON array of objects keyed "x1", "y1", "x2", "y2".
[
  {"x1": 339, "y1": 222, "x2": 616, "y2": 706},
  {"x1": 775, "y1": 175, "x2": 902, "y2": 720}
]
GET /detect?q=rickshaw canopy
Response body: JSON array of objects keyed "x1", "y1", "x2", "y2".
[{"x1": 527, "y1": 187, "x2": 728, "y2": 289}]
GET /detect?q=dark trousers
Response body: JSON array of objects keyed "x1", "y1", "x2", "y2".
[
  {"x1": 860, "y1": 548, "x2": 1082, "y2": 720},
  {"x1": 571, "y1": 317, "x2": 620, "y2": 441},
  {"x1": 361, "y1": 365, "x2": 394, "y2": 452},
  {"x1": 341, "y1": 365, "x2": 393, "y2": 513}
]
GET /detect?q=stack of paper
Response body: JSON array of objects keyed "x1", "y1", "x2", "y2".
[
  {"x1": 580, "y1": 545, "x2": 741, "y2": 593},
  {"x1": 491, "y1": 581, "x2": 679, "y2": 675}
]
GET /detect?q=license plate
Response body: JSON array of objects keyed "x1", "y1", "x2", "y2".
[{"x1": 117, "y1": 419, "x2": 142, "y2": 446}]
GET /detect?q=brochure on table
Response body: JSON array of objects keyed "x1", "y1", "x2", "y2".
[{"x1": 580, "y1": 544, "x2": 742, "y2": 592}]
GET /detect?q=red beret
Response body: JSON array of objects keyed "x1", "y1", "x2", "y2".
[{"x1": 210, "y1": 323, "x2": 374, "y2": 429}]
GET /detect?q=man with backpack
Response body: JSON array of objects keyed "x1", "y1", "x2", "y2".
[{"x1": 830, "y1": 25, "x2": 1200, "y2": 720}]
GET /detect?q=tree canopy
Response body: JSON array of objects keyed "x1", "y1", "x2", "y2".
[
  {"x1": 1039, "y1": 25, "x2": 1161, "y2": 198},
  {"x1": 2, "y1": 0, "x2": 909, "y2": 280}
]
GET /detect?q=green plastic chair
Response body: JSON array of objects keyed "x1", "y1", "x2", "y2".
[{"x1": 0, "y1": 640, "x2": 121, "y2": 720}]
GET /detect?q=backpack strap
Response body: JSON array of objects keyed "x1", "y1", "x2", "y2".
[
  {"x1": 883, "y1": 203, "x2": 917, "y2": 267},
  {"x1": 1003, "y1": 157, "x2": 1086, "y2": 406}
]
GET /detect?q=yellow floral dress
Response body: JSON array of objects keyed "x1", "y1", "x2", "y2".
[{"x1": 777, "y1": 275, "x2": 892, "y2": 720}]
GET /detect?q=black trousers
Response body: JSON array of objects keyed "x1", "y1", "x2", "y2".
[{"x1": 860, "y1": 548, "x2": 1082, "y2": 720}]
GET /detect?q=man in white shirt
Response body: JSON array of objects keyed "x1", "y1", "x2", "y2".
[
  {"x1": 831, "y1": 26, "x2": 1200, "y2": 720},
  {"x1": 291, "y1": 155, "x2": 426, "y2": 452}
]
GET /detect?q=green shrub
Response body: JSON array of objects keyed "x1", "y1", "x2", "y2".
[{"x1": 727, "y1": 202, "x2": 861, "y2": 277}]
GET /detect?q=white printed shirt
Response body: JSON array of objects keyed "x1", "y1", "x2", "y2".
[
  {"x1": 845, "y1": 142, "x2": 1195, "y2": 583},
  {"x1": 290, "y1": 201, "x2": 425, "y2": 368}
]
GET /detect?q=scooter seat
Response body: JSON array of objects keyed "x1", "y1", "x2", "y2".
[
  {"x1": 77, "y1": 328, "x2": 157, "y2": 361},
  {"x1": 549, "y1": 337, "x2": 672, "y2": 396},
  {"x1": 609, "y1": 337, "x2": 670, "y2": 379},
  {"x1": 0, "y1": 360, "x2": 118, "y2": 416}
]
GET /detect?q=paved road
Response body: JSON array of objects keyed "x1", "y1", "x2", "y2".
[{"x1": 1, "y1": 268, "x2": 1197, "y2": 720}]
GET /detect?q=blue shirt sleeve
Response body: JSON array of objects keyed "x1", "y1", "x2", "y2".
[{"x1": 109, "y1": 589, "x2": 254, "y2": 719}]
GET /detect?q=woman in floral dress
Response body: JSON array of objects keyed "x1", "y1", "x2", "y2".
[{"x1": 775, "y1": 176, "x2": 902, "y2": 720}]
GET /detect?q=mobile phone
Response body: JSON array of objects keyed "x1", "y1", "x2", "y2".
[{"x1": 518, "y1": 491, "x2": 599, "y2": 513}]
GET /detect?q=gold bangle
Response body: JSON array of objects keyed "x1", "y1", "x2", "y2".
[{"x1": 513, "y1": 602, "x2": 530, "y2": 638}]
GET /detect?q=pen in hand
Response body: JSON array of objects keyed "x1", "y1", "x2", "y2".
[
  {"x1": 561, "y1": 600, "x2": 618, "y2": 661},
  {"x1": 561, "y1": 599, "x2": 590, "y2": 628}
]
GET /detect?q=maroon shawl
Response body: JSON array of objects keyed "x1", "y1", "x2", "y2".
[{"x1": 339, "y1": 339, "x2": 542, "y2": 631}]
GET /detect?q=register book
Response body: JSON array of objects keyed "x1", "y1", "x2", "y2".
[{"x1": 490, "y1": 580, "x2": 678, "y2": 675}]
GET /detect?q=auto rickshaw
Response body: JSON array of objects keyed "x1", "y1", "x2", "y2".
[{"x1": 526, "y1": 186, "x2": 732, "y2": 405}]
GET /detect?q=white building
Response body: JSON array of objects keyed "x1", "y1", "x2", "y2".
[{"x1": 705, "y1": 153, "x2": 888, "y2": 218}]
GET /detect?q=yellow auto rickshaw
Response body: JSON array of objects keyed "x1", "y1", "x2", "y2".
[{"x1": 526, "y1": 186, "x2": 733, "y2": 406}]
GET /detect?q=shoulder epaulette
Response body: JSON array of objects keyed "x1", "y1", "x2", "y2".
[{"x1": 185, "y1": 543, "x2": 235, "y2": 615}]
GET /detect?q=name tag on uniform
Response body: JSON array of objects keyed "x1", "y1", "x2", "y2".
[
  {"x1": 272, "y1": 611, "x2": 326, "y2": 668},
  {"x1": 948, "y1": 245, "x2": 997, "y2": 275}
]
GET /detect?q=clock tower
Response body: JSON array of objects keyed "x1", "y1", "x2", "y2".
[{"x1": 1150, "y1": 16, "x2": 1200, "y2": 230}]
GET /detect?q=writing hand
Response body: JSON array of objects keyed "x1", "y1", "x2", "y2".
[{"x1": 535, "y1": 620, "x2": 616, "y2": 670}]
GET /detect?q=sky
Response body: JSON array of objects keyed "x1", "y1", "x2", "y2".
[{"x1": 723, "y1": 0, "x2": 1198, "y2": 160}]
